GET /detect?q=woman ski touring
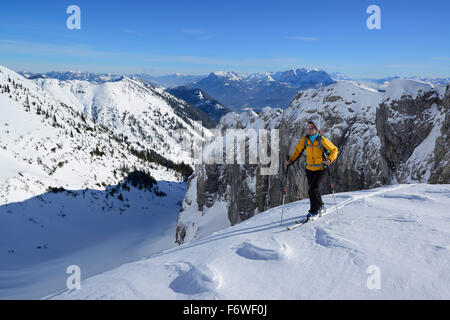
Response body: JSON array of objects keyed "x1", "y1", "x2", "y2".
[{"x1": 285, "y1": 121, "x2": 338, "y2": 221}]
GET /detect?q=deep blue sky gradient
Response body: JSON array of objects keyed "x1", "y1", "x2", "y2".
[{"x1": 0, "y1": 0, "x2": 449, "y2": 77}]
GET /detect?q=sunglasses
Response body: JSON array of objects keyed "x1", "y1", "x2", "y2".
[{"x1": 307, "y1": 126, "x2": 316, "y2": 130}]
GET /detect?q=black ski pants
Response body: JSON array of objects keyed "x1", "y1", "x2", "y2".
[{"x1": 305, "y1": 168, "x2": 326, "y2": 213}]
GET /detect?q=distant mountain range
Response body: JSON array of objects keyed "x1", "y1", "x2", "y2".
[
  {"x1": 329, "y1": 73, "x2": 450, "y2": 91},
  {"x1": 19, "y1": 71, "x2": 123, "y2": 83},
  {"x1": 19, "y1": 68, "x2": 336, "y2": 112},
  {"x1": 134, "y1": 73, "x2": 205, "y2": 88},
  {"x1": 187, "y1": 69, "x2": 335, "y2": 111},
  {"x1": 19, "y1": 69, "x2": 450, "y2": 113}
]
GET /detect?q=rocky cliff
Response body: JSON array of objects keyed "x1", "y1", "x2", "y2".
[{"x1": 176, "y1": 79, "x2": 449, "y2": 244}]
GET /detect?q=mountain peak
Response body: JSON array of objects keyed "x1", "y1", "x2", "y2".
[
  {"x1": 210, "y1": 71, "x2": 242, "y2": 81},
  {"x1": 385, "y1": 78, "x2": 436, "y2": 100}
]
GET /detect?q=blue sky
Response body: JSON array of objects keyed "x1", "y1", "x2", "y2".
[{"x1": 0, "y1": 0, "x2": 449, "y2": 78}]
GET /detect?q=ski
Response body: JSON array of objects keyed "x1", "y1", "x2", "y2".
[
  {"x1": 286, "y1": 206, "x2": 334, "y2": 231},
  {"x1": 286, "y1": 214, "x2": 319, "y2": 230},
  {"x1": 286, "y1": 219, "x2": 308, "y2": 230}
]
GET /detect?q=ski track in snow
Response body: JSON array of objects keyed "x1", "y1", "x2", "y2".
[{"x1": 289, "y1": 183, "x2": 414, "y2": 223}]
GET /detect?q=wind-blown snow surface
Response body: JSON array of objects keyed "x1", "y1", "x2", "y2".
[{"x1": 49, "y1": 184, "x2": 450, "y2": 300}]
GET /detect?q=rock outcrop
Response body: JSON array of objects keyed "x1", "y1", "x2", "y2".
[{"x1": 176, "y1": 80, "x2": 450, "y2": 244}]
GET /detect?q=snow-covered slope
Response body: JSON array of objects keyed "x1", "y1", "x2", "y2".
[
  {"x1": 0, "y1": 180, "x2": 186, "y2": 299},
  {"x1": 32, "y1": 77, "x2": 214, "y2": 165},
  {"x1": 48, "y1": 184, "x2": 450, "y2": 299},
  {"x1": 0, "y1": 66, "x2": 186, "y2": 202},
  {"x1": 0, "y1": 65, "x2": 189, "y2": 299}
]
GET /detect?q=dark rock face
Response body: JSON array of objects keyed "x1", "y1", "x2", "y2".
[
  {"x1": 228, "y1": 165, "x2": 257, "y2": 225},
  {"x1": 429, "y1": 85, "x2": 450, "y2": 184},
  {"x1": 175, "y1": 222, "x2": 187, "y2": 245},
  {"x1": 376, "y1": 91, "x2": 439, "y2": 179},
  {"x1": 176, "y1": 82, "x2": 450, "y2": 244}
]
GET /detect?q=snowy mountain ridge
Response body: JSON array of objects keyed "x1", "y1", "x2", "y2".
[
  {"x1": 0, "y1": 65, "x2": 196, "y2": 298},
  {"x1": 329, "y1": 73, "x2": 450, "y2": 92},
  {"x1": 0, "y1": 63, "x2": 193, "y2": 211},
  {"x1": 32, "y1": 76, "x2": 215, "y2": 165}
]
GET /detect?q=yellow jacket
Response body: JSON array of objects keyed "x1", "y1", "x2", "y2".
[{"x1": 289, "y1": 134, "x2": 338, "y2": 171}]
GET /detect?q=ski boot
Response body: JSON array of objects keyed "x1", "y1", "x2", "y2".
[
  {"x1": 306, "y1": 210, "x2": 318, "y2": 221},
  {"x1": 318, "y1": 204, "x2": 326, "y2": 216}
]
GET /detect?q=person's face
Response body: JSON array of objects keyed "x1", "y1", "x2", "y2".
[{"x1": 307, "y1": 124, "x2": 317, "y2": 135}]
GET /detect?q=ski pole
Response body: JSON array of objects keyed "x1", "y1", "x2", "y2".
[
  {"x1": 327, "y1": 167, "x2": 339, "y2": 215},
  {"x1": 280, "y1": 160, "x2": 290, "y2": 226}
]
